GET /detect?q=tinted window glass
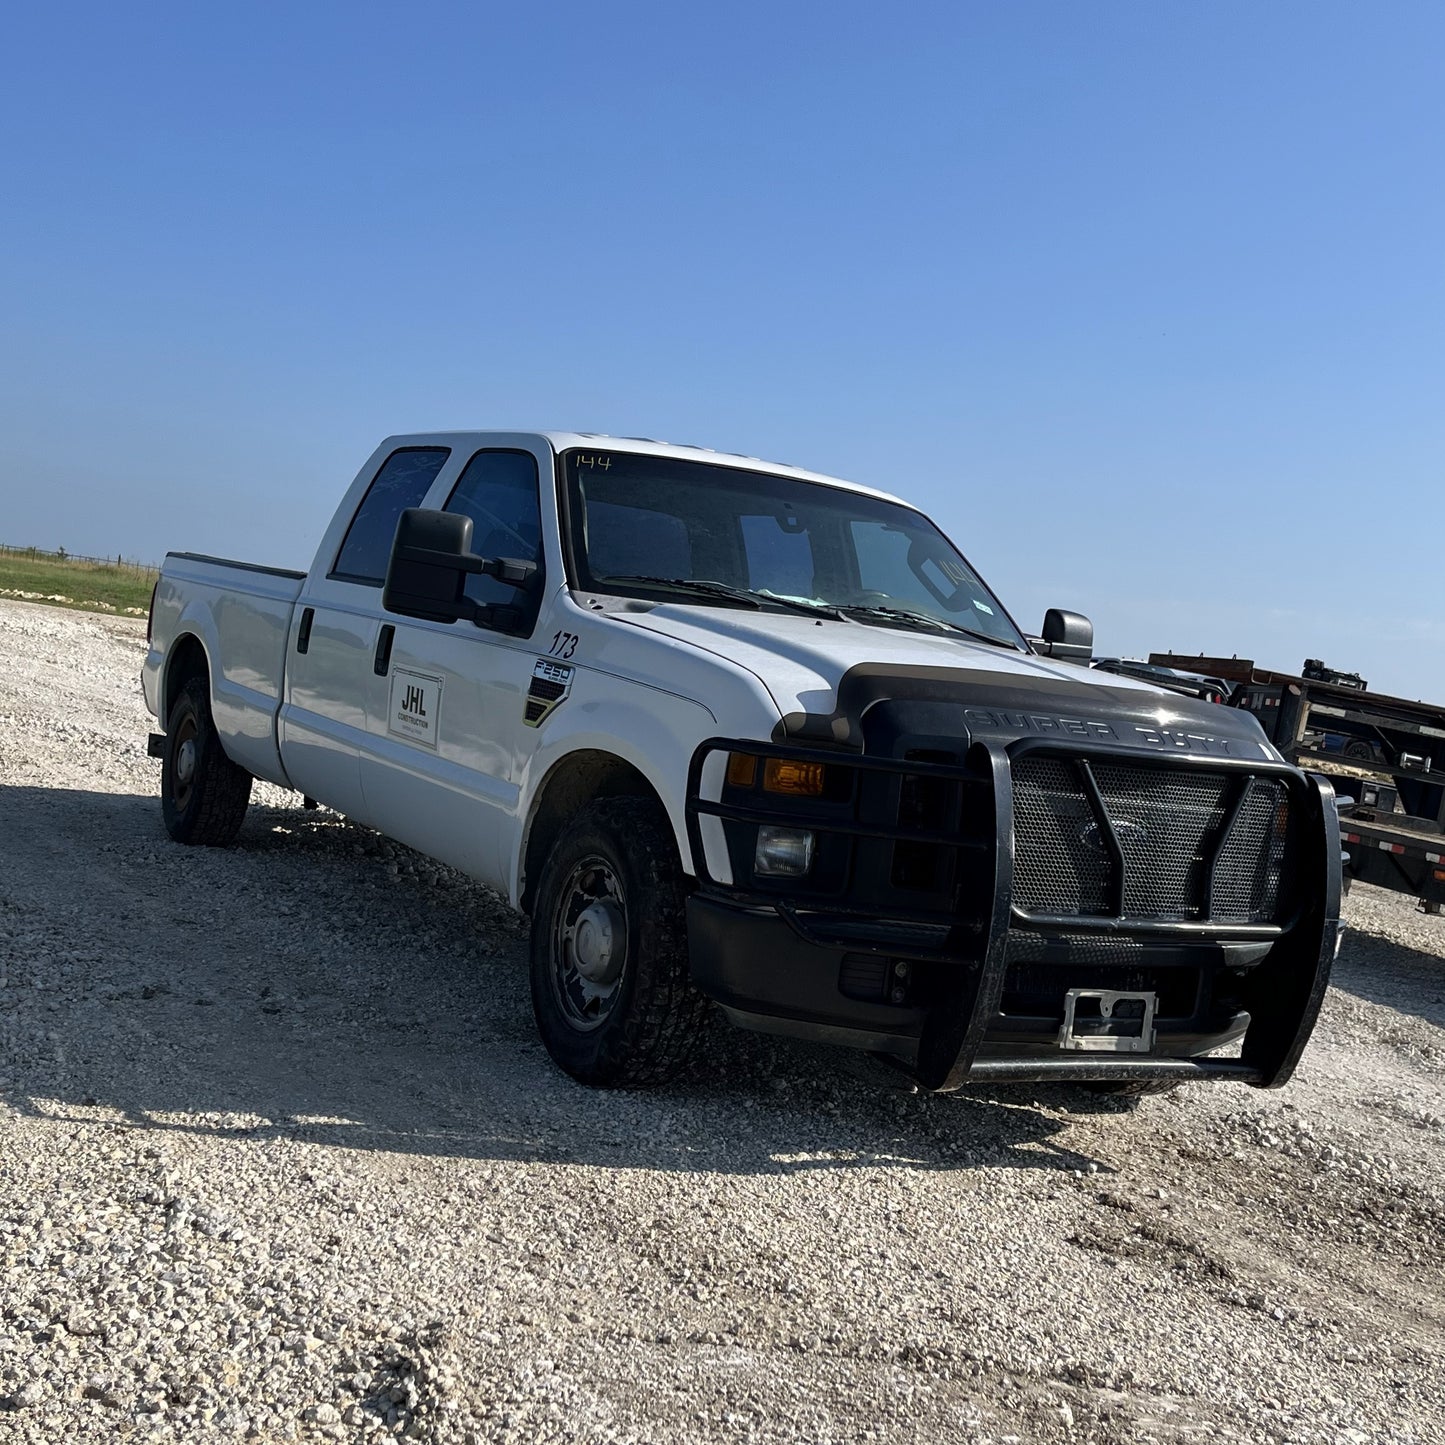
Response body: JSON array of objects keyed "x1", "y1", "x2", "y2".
[
  {"x1": 586, "y1": 499, "x2": 692, "y2": 579},
  {"x1": 562, "y1": 450, "x2": 1025, "y2": 647},
  {"x1": 850, "y1": 519, "x2": 1009, "y2": 629},
  {"x1": 741, "y1": 514, "x2": 815, "y2": 597},
  {"x1": 444, "y1": 450, "x2": 543, "y2": 616},
  {"x1": 332, "y1": 448, "x2": 450, "y2": 584}
]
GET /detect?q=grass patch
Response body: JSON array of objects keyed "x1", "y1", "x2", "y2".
[{"x1": 0, "y1": 549, "x2": 158, "y2": 617}]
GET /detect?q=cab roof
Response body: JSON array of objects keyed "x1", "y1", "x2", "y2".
[{"x1": 393, "y1": 430, "x2": 909, "y2": 508}]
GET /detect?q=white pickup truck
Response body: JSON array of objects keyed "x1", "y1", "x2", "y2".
[{"x1": 143, "y1": 431, "x2": 1342, "y2": 1094}]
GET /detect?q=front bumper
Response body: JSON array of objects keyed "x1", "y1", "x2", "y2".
[{"x1": 685, "y1": 736, "x2": 1342, "y2": 1091}]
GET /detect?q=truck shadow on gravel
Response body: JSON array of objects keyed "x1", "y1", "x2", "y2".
[
  {"x1": 1331, "y1": 922, "x2": 1445, "y2": 1030},
  {"x1": 3, "y1": 786, "x2": 1123, "y2": 1178}
]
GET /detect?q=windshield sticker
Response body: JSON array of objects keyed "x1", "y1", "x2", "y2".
[
  {"x1": 387, "y1": 669, "x2": 443, "y2": 750},
  {"x1": 973, "y1": 600, "x2": 995, "y2": 615}
]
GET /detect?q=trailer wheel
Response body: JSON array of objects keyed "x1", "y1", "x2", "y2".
[
  {"x1": 161, "y1": 675, "x2": 253, "y2": 846},
  {"x1": 529, "y1": 797, "x2": 708, "y2": 1087}
]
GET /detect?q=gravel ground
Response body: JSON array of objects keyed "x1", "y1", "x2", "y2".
[{"x1": 1, "y1": 596, "x2": 1442, "y2": 1444}]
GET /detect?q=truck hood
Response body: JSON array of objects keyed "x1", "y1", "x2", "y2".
[
  {"x1": 617, "y1": 605, "x2": 1149, "y2": 707},
  {"x1": 615, "y1": 605, "x2": 1277, "y2": 759}
]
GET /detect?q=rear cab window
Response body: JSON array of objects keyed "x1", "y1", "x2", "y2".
[{"x1": 330, "y1": 447, "x2": 451, "y2": 584}]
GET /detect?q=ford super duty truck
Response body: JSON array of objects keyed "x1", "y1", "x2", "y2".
[{"x1": 143, "y1": 432, "x2": 1342, "y2": 1094}]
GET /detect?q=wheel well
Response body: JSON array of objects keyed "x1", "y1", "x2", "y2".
[
  {"x1": 520, "y1": 751, "x2": 667, "y2": 915},
  {"x1": 164, "y1": 634, "x2": 210, "y2": 721}
]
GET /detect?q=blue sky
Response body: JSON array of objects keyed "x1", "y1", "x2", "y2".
[{"x1": 2, "y1": 3, "x2": 1442, "y2": 698}]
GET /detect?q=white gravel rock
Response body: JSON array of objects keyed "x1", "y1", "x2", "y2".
[{"x1": 0, "y1": 597, "x2": 1443, "y2": 1442}]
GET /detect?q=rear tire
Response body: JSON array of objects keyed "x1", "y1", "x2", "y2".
[
  {"x1": 161, "y1": 675, "x2": 253, "y2": 846},
  {"x1": 529, "y1": 797, "x2": 707, "y2": 1086}
]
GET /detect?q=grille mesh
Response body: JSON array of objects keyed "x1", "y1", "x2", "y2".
[
  {"x1": 1214, "y1": 781, "x2": 1289, "y2": 921},
  {"x1": 1090, "y1": 763, "x2": 1230, "y2": 919},
  {"x1": 1012, "y1": 758, "x2": 1111, "y2": 915},
  {"x1": 1012, "y1": 756, "x2": 1288, "y2": 922}
]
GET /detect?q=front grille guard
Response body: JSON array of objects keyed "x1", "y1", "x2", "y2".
[{"x1": 685, "y1": 735, "x2": 1342, "y2": 1091}]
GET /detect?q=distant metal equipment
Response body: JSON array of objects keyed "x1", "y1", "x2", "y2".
[{"x1": 1151, "y1": 652, "x2": 1445, "y2": 913}]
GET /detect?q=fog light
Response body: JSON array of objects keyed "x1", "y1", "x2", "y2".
[{"x1": 754, "y1": 826, "x2": 815, "y2": 877}]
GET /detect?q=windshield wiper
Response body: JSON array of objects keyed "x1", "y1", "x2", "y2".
[
  {"x1": 838, "y1": 604, "x2": 1022, "y2": 650},
  {"x1": 603, "y1": 576, "x2": 844, "y2": 619}
]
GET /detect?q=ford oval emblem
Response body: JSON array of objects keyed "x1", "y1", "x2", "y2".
[{"x1": 1080, "y1": 819, "x2": 1147, "y2": 852}]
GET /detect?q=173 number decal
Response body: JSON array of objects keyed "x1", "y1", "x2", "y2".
[{"x1": 548, "y1": 631, "x2": 578, "y2": 659}]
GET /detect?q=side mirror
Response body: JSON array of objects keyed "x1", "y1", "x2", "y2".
[
  {"x1": 382, "y1": 508, "x2": 537, "y2": 625},
  {"x1": 1038, "y1": 607, "x2": 1093, "y2": 662}
]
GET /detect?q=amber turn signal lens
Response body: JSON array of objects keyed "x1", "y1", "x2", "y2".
[
  {"x1": 726, "y1": 753, "x2": 759, "y2": 788},
  {"x1": 763, "y1": 758, "x2": 826, "y2": 796}
]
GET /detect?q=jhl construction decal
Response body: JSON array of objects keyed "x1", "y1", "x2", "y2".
[{"x1": 388, "y1": 668, "x2": 443, "y2": 749}]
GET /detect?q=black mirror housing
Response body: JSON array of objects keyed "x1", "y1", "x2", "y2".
[
  {"x1": 383, "y1": 509, "x2": 540, "y2": 625},
  {"x1": 383, "y1": 509, "x2": 476, "y2": 623},
  {"x1": 1040, "y1": 607, "x2": 1093, "y2": 662}
]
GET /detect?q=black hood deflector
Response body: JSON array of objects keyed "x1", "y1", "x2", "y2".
[{"x1": 774, "y1": 663, "x2": 1271, "y2": 760}]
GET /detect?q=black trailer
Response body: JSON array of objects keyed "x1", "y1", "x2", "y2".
[{"x1": 1150, "y1": 653, "x2": 1445, "y2": 912}]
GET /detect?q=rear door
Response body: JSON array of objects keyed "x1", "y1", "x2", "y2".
[
  {"x1": 280, "y1": 444, "x2": 456, "y2": 820},
  {"x1": 358, "y1": 439, "x2": 554, "y2": 888}
]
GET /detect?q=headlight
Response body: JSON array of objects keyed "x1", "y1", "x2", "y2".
[
  {"x1": 754, "y1": 826, "x2": 815, "y2": 877},
  {"x1": 762, "y1": 758, "x2": 826, "y2": 796},
  {"x1": 726, "y1": 752, "x2": 828, "y2": 797}
]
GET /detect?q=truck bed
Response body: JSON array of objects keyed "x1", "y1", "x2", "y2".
[
  {"x1": 168, "y1": 552, "x2": 306, "y2": 582},
  {"x1": 144, "y1": 552, "x2": 306, "y2": 789}
]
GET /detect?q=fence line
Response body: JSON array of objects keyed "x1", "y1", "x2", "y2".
[{"x1": 0, "y1": 543, "x2": 159, "y2": 575}]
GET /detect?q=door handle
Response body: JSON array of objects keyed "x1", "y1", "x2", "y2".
[
  {"x1": 296, "y1": 607, "x2": 314, "y2": 654},
  {"x1": 373, "y1": 624, "x2": 395, "y2": 677}
]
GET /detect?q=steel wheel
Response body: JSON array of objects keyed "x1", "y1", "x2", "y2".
[
  {"x1": 171, "y1": 712, "x2": 199, "y2": 815},
  {"x1": 547, "y1": 855, "x2": 629, "y2": 1032},
  {"x1": 528, "y1": 797, "x2": 708, "y2": 1086}
]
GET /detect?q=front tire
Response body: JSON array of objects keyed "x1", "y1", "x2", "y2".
[
  {"x1": 161, "y1": 675, "x2": 253, "y2": 846},
  {"x1": 529, "y1": 797, "x2": 707, "y2": 1086},
  {"x1": 1080, "y1": 1079, "x2": 1181, "y2": 1098}
]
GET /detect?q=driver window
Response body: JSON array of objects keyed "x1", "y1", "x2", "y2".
[{"x1": 444, "y1": 450, "x2": 543, "y2": 621}]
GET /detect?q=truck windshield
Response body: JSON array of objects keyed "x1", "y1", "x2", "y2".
[{"x1": 561, "y1": 450, "x2": 1026, "y2": 649}]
